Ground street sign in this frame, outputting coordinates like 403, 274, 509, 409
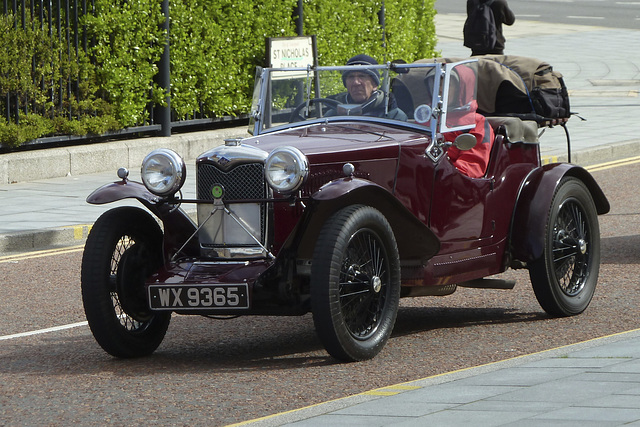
266, 36, 317, 68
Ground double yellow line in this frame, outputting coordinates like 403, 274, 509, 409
0, 244, 85, 263
541, 155, 640, 171
585, 155, 640, 172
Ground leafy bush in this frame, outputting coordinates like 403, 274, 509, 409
169, 0, 437, 119
170, 0, 298, 119
0, 114, 53, 146
302, 0, 438, 66
84, 0, 166, 126
1, 0, 438, 148
0, 13, 59, 107
0, 9, 122, 147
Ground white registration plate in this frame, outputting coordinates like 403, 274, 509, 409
148, 284, 249, 310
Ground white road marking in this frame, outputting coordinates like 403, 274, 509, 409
0, 321, 88, 341
567, 15, 606, 19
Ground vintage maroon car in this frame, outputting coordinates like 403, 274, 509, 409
81, 58, 609, 361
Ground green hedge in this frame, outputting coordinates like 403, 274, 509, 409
170, 0, 299, 119
0, 0, 438, 148
0, 10, 124, 146
303, 0, 437, 66
84, 0, 167, 126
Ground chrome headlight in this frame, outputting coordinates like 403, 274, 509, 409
141, 148, 186, 197
265, 146, 309, 194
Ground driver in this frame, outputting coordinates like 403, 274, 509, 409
330, 54, 407, 121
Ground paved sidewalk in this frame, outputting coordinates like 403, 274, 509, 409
0, 167, 199, 254
237, 329, 640, 426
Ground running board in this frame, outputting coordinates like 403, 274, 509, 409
457, 278, 516, 289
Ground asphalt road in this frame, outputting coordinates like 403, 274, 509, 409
435, 0, 640, 29
1, 159, 639, 425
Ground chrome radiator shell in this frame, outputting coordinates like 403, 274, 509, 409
196, 150, 270, 259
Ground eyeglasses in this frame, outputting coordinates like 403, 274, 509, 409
345, 73, 373, 83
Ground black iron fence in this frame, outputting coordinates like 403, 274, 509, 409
2, 0, 89, 122
0, 0, 177, 147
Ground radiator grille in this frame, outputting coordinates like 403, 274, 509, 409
197, 162, 268, 249
197, 163, 267, 200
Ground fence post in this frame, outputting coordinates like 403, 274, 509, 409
379, 1, 386, 61
295, 0, 303, 36
156, 0, 171, 136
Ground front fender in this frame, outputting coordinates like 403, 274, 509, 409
311, 177, 377, 201
87, 180, 160, 206
510, 163, 610, 263
87, 180, 199, 258
292, 177, 440, 261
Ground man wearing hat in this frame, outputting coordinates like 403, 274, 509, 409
332, 54, 407, 121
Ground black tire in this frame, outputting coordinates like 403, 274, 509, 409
311, 205, 401, 361
529, 177, 601, 317
81, 206, 170, 358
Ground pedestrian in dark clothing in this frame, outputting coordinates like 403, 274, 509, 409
466, 0, 515, 56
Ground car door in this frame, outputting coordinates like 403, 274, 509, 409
429, 156, 493, 249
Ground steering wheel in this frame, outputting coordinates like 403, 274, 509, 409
290, 98, 341, 122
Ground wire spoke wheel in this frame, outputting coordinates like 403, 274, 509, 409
530, 177, 600, 317
311, 205, 400, 362
81, 207, 171, 358
551, 200, 590, 296
339, 230, 389, 340
108, 236, 145, 331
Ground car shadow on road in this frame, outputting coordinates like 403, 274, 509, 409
392, 305, 548, 338
0, 305, 551, 376
600, 234, 640, 264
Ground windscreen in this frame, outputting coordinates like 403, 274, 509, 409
248, 61, 477, 135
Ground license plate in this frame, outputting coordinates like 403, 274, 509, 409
148, 284, 249, 310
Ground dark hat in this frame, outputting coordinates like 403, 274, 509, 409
342, 54, 380, 87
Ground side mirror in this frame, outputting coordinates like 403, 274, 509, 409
453, 133, 477, 151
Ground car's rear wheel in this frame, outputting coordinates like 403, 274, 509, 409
81, 206, 170, 358
311, 205, 400, 361
529, 177, 600, 316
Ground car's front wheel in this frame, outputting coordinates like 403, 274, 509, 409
311, 205, 401, 361
81, 206, 171, 358
529, 177, 600, 317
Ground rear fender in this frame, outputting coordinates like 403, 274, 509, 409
510, 163, 610, 263
291, 177, 440, 261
